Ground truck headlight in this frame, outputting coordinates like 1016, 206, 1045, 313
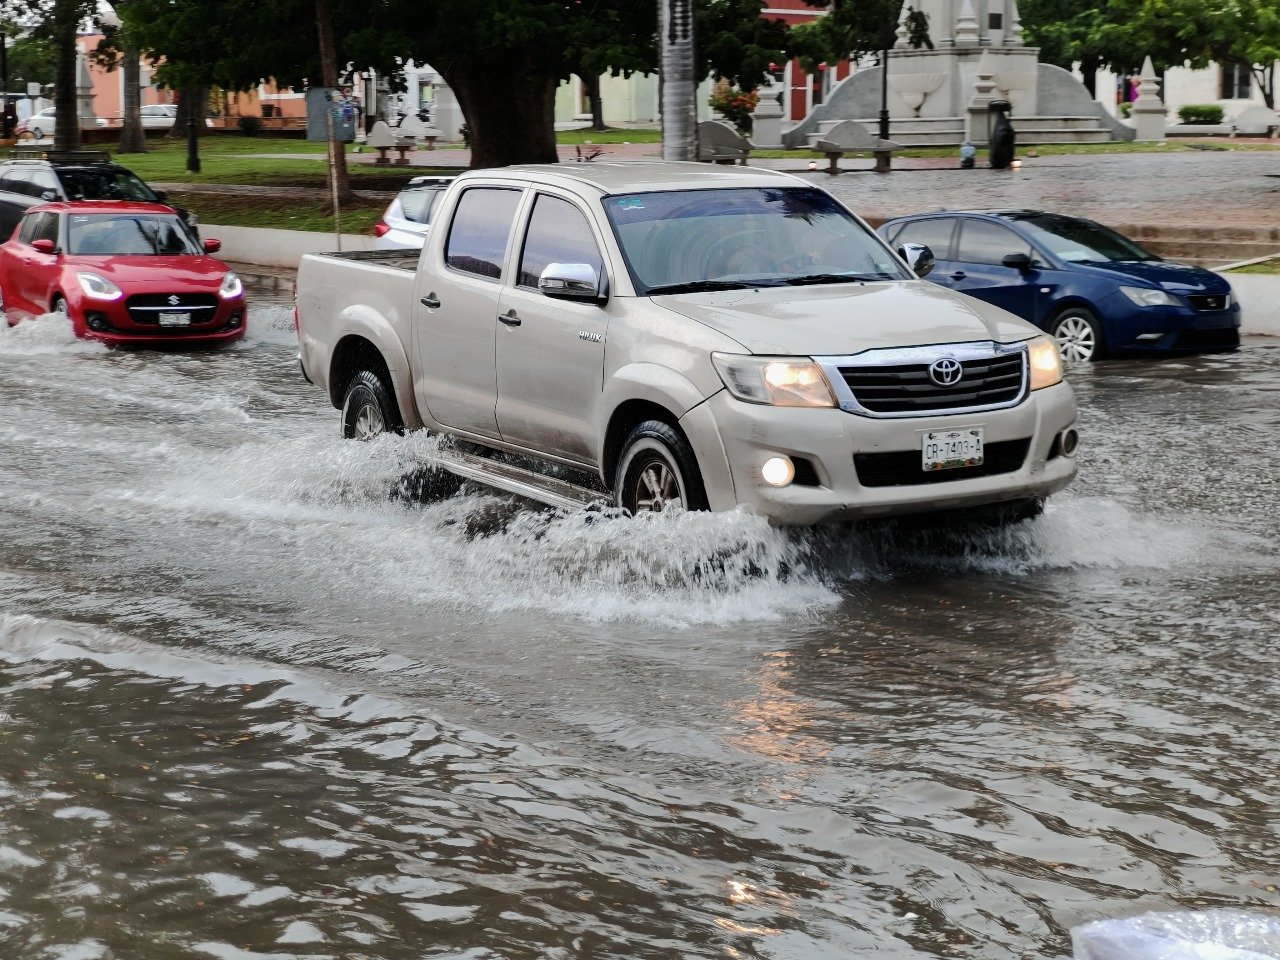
1027, 337, 1063, 390
75, 272, 123, 301
1120, 285, 1178, 307
712, 354, 835, 408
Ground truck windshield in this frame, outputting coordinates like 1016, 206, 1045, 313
67, 213, 200, 256
604, 187, 910, 295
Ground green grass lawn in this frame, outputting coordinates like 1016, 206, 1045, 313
555, 127, 661, 144
167, 190, 385, 234
41, 136, 457, 188
1224, 258, 1280, 275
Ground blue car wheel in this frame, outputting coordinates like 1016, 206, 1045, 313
1051, 307, 1106, 363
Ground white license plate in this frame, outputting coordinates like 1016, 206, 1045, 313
922, 428, 984, 471
158, 312, 191, 327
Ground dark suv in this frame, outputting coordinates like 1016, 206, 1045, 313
0, 150, 195, 241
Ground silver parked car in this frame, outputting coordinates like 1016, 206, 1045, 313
373, 176, 453, 250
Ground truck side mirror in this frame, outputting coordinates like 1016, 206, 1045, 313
897, 243, 935, 278
539, 262, 605, 303
1002, 252, 1033, 271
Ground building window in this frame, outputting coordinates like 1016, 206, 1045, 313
1220, 62, 1253, 99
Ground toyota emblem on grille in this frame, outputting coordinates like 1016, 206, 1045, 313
928, 357, 963, 386
167, 295, 180, 306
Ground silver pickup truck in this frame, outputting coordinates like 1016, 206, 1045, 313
295, 162, 1078, 525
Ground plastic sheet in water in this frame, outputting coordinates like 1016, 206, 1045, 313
1073, 910, 1280, 960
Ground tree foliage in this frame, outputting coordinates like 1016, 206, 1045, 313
789, 0, 899, 71
1021, 0, 1280, 106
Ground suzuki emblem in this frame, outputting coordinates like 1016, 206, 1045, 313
167, 295, 180, 306
928, 357, 963, 386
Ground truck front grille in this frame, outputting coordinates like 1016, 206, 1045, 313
855, 438, 1032, 487
837, 352, 1026, 415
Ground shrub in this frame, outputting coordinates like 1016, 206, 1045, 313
708, 84, 759, 133
237, 115, 262, 136
1178, 104, 1224, 125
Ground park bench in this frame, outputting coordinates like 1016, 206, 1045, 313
812, 120, 903, 174
1231, 105, 1280, 139
697, 120, 754, 165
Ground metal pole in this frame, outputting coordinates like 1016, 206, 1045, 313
878, 48, 890, 141
186, 92, 201, 173
1, 32, 9, 140
325, 93, 342, 251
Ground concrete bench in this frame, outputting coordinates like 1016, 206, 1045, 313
812, 120, 903, 174
697, 120, 755, 165
1231, 105, 1280, 138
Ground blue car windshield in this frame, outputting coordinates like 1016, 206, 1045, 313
1010, 213, 1158, 263
603, 187, 910, 294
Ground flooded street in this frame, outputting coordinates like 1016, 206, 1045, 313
1, 296, 1278, 960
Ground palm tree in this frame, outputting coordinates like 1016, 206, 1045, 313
660, 0, 697, 161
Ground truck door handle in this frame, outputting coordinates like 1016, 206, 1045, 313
498, 310, 521, 327
419, 293, 440, 309
950, 271, 967, 280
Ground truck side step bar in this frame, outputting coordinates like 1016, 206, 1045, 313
428, 446, 608, 512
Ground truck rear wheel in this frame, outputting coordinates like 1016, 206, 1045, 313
614, 420, 708, 515
341, 370, 402, 440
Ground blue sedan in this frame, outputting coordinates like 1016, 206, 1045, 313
878, 210, 1241, 361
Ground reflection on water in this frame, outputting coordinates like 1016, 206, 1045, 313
1, 295, 1278, 957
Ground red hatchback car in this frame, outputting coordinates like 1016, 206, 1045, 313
0, 201, 246, 345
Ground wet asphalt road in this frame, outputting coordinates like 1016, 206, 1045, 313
0, 298, 1277, 960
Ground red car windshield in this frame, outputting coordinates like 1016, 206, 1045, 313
66, 213, 200, 256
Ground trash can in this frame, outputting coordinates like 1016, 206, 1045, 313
988, 99, 1015, 169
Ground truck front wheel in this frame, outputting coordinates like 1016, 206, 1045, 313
614, 420, 708, 515
341, 370, 402, 440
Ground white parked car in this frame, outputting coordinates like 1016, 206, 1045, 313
136, 105, 214, 130
373, 176, 454, 250
17, 107, 107, 139
297, 163, 1078, 525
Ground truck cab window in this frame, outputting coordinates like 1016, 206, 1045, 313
445, 187, 521, 280
518, 195, 604, 289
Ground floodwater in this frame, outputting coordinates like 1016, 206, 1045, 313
0, 296, 1277, 959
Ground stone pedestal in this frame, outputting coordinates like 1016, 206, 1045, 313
1131, 56, 1166, 141
750, 80, 784, 148
431, 82, 463, 142
76, 51, 99, 131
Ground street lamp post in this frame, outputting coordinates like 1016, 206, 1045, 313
0, 32, 9, 140
878, 47, 890, 142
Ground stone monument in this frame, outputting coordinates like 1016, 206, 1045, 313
1130, 56, 1166, 141
784, 0, 1133, 148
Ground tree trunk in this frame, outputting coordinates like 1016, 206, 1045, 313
53, 0, 80, 151
579, 72, 605, 131
660, 0, 697, 161
118, 38, 147, 154
1255, 63, 1275, 110
443, 59, 558, 168
315, 0, 354, 207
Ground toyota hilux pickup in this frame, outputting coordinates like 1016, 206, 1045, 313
295, 162, 1078, 525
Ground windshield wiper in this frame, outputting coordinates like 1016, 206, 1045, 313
646, 278, 784, 295
784, 272, 896, 286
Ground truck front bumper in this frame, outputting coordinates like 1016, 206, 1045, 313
680, 382, 1078, 526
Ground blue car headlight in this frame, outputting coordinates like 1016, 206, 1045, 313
1119, 285, 1179, 308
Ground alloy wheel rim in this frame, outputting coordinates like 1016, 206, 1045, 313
1055, 315, 1096, 362
634, 460, 682, 512
353, 401, 384, 441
